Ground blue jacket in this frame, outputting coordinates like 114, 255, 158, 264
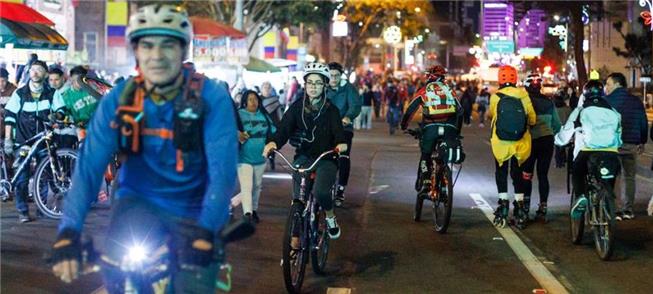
605, 87, 648, 145
238, 108, 276, 165
59, 70, 238, 233
326, 81, 361, 132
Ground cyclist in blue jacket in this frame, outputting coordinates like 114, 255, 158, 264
50, 4, 238, 292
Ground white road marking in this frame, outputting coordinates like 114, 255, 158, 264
368, 184, 390, 194
468, 193, 569, 294
91, 286, 107, 294
263, 173, 293, 180
327, 288, 352, 294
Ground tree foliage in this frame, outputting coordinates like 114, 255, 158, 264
338, 0, 432, 70
612, 20, 653, 75
180, 0, 335, 52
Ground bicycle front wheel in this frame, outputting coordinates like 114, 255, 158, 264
432, 164, 453, 234
33, 148, 78, 219
311, 204, 330, 275
282, 201, 308, 293
593, 185, 616, 260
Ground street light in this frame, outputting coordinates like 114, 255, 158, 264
554, 15, 560, 21
414, 7, 421, 13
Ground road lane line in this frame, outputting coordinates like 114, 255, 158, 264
327, 288, 352, 294
469, 193, 569, 294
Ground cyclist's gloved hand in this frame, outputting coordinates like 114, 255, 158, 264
51, 228, 82, 283
262, 142, 277, 157
336, 143, 348, 154
3, 138, 13, 156
179, 224, 214, 269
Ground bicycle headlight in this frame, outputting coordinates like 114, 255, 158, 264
127, 245, 148, 263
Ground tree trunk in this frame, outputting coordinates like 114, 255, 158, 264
571, 3, 588, 86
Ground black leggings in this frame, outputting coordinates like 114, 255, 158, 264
337, 131, 354, 187
495, 157, 525, 194
293, 157, 338, 211
522, 135, 554, 204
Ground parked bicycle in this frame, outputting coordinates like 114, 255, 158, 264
0, 118, 78, 219
275, 149, 338, 294
406, 128, 463, 234
569, 152, 620, 260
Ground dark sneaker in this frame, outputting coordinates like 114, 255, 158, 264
18, 212, 32, 223
615, 211, 624, 221
244, 212, 253, 223
622, 211, 634, 220
252, 211, 260, 224
325, 216, 341, 239
571, 196, 587, 220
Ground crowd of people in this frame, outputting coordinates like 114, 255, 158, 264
1, 3, 652, 292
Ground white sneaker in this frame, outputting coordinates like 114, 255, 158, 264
325, 216, 341, 239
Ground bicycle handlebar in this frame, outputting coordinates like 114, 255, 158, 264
273, 149, 339, 173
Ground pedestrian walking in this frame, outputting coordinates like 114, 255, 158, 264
354, 84, 373, 130
476, 86, 490, 127
604, 72, 649, 220
237, 90, 276, 223
460, 86, 475, 126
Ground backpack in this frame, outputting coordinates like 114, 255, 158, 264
422, 81, 457, 120
495, 92, 527, 141
113, 67, 205, 172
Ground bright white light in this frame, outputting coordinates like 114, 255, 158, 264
425, 28, 430, 33
485, 3, 507, 8
414, 7, 421, 13
396, 11, 401, 18
128, 245, 147, 263
243, 9, 249, 15
554, 15, 560, 21
358, 21, 363, 27
475, 33, 480, 38
374, 44, 381, 48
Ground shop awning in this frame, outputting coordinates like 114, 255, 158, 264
190, 17, 246, 39
245, 57, 280, 73
0, 1, 54, 26
0, 18, 68, 50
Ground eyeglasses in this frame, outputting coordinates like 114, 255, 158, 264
306, 81, 324, 87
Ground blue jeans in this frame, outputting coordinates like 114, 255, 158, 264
13, 149, 47, 214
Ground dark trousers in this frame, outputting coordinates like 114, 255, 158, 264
292, 156, 338, 211
13, 149, 47, 214
522, 135, 554, 206
495, 157, 525, 194
102, 197, 220, 294
554, 145, 567, 168
338, 131, 354, 187
572, 151, 618, 197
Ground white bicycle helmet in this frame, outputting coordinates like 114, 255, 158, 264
303, 62, 330, 83
126, 4, 192, 45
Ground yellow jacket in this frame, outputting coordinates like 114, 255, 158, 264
488, 86, 537, 166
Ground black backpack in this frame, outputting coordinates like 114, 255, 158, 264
495, 92, 527, 141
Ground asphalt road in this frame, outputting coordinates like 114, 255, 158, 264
2, 117, 653, 294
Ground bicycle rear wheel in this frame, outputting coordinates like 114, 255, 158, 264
33, 148, 77, 219
569, 189, 585, 245
432, 164, 453, 233
593, 185, 616, 260
311, 204, 330, 274
282, 201, 308, 293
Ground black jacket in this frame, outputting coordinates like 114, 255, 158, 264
605, 87, 648, 145
4, 84, 54, 144
271, 97, 345, 159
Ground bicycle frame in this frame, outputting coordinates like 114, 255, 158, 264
274, 150, 337, 249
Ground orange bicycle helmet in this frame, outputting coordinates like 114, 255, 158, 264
498, 65, 518, 85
